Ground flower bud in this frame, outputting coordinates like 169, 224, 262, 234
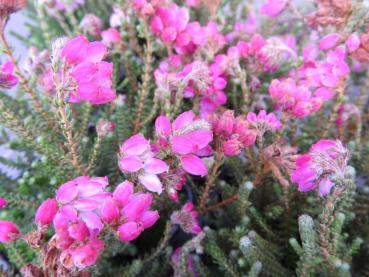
113, 181, 134, 207
117, 222, 143, 242
35, 198, 58, 226
67, 220, 89, 242
121, 193, 152, 221
0, 220, 20, 242
101, 198, 119, 223
139, 210, 159, 229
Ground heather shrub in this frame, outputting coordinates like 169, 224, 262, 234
0, 0, 368, 276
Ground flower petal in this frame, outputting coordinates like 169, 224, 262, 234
138, 173, 163, 194
144, 158, 169, 174
180, 154, 208, 177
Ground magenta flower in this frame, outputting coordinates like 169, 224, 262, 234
155, 111, 213, 177
79, 14, 103, 38
61, 35, 116, 104
64, 239, 104, 270
346, 33, 361, 53
319, 33, 341, 50
35, 198, 58, 226
0, 61, 18, 89
101, 28, 121, 46
119, 134, 169, 194
151, 4, 190, 44
0, 220, 20, 242
209, 110, 257, 157
261, 0, 287, 17
291, 140, 349, 196
0, 197, 7, 209
170, 202, 201, 234
269, 78, 326, 118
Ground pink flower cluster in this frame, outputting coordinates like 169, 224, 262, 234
154, 55, 227, 116
32, 176, 159, 269
150, 3, 225, 55
269, 45, 349, 118
210, 110, 259, 156
119, 134, 169, 194
170, 202, 201, 234
132, 0, 163, 16
61, 35, 116, 104
291, 140, 349, 196
0, 61, 18, 89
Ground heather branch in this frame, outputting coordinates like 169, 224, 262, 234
54, 85, 85, 175
318, 186, 344, 262
132, 19, 153, 133
199, 142, 224, 212
0, 31, 55, 133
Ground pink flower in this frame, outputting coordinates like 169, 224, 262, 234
0, 197, 7, 209
261, 0, 287, 17
346, 34, 360, 53
133, 0, 163, 16
291, 140, 349, 196
117, 222, 143, 242
0, 221, 20, 242
119, 134, 168, 194
61, 35, 116, 104
155, 111, 213, 177
170, 202, 201, 234
269, 78, 326, 118
209, 110, 257, 156
150, 4, 190, 46
35, 198, 58, 226
101, 28, 121, 46
79, 14, 103, 38
246, 110, 282, 138
0, 61, 18, 89
69, 239, 104, 269
319, 33, 341, 50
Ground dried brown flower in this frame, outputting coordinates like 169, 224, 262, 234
352, 33, 369, 63
260, 140, 299, 187
0, 0, 27, 17
307, 0, 352, 29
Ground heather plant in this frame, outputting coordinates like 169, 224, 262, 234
0, 0, 368, 276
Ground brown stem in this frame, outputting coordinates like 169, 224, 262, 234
201, 194, 239, 213
53, 80, 85, 175
199, 144, 224, 212
132, 19, 153, 133
57, 100, 85, 175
